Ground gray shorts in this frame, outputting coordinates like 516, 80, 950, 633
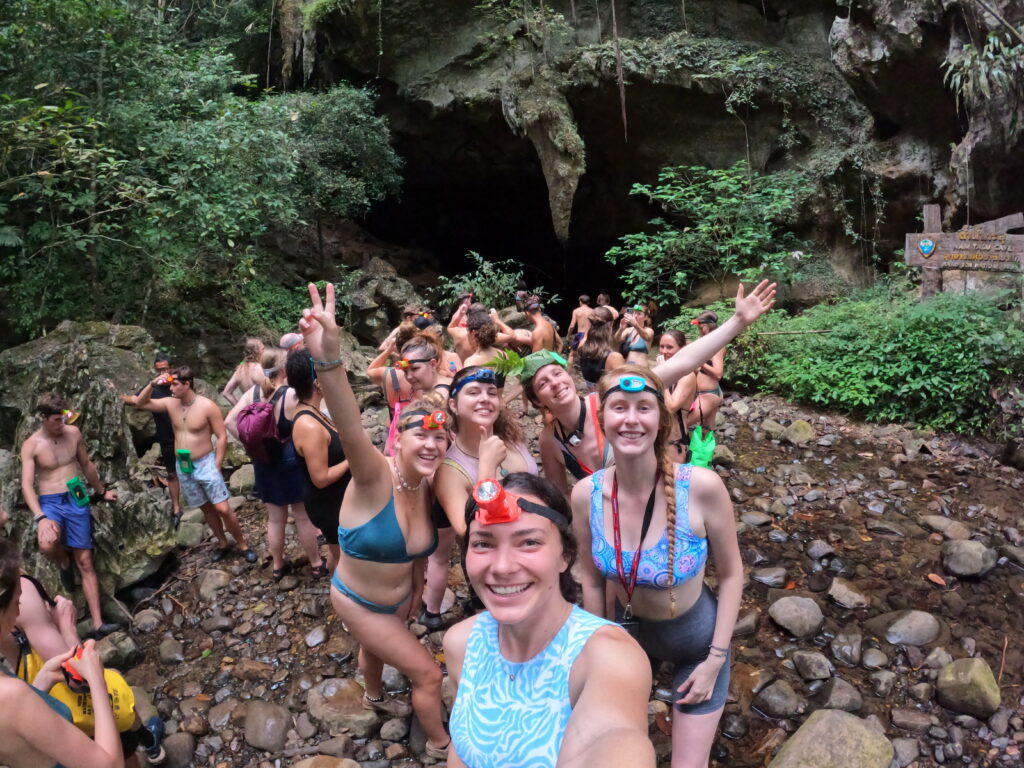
178, 452, 229, 508
622, 584, 731, 715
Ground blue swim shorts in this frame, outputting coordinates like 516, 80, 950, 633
39, 492, 93, 550
178, 452, 230, 508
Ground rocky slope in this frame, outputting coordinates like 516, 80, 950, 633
272, 0, 1024, 286
110, 388, 1023, 768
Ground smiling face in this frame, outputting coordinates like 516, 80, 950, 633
601, 389, 663, 456
395, 424, 447, 476
403, 358, 438, 392
528, 364, 577, 409
466, 499, 568, 626
659, 333, 682, 360
451, 379, 500, 430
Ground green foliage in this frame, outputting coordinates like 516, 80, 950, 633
943, 30, 1024, 115
429, 251, 559, 311
729, 284, 1024, 432
606, 162, 811, 311
0, 0, 400, 341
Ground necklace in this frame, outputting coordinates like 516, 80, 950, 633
554, 397, 586, 448
392, 459, 424, 493
299, 402, 333, 426
497, 602, 572, 681
180, 393, 197, 425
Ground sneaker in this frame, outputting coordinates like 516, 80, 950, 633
59, 563, 75, 592
211, 546, 230, 563
143, 716, 166, 764
418, 608, 446, 632
362, 693, 412, 718
242, 549, 258, 564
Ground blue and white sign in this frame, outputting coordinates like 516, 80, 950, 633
919, 238, 936, 257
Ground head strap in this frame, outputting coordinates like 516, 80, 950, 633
471, 479, 568, 527
600, 375, 664, 402
398, 409, 449, 432
450, 368, 498, 399
394, 357, 433, 370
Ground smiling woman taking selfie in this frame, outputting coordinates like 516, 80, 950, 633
443, 473, 654, 768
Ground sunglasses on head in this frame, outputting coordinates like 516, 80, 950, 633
600, 375, 664, 402
471, 479, 567, 527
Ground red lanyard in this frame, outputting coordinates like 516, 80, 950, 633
611, 469, 659, 618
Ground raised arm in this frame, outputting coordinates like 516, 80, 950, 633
652, 280, 775, 387
366, 343, 397, 387
299, 283, 389, 485
134, 378, 170, 411
558, 629, 655, 768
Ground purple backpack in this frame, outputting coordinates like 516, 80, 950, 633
236, 386, 286, 463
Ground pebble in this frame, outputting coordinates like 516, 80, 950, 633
792, 650, 833, 680
305, 626, 327, 648
831, 630, 863, 667
941, 539, 998, 577
159, 637, 184, 664
861, 648, 888, 670
752, 680, 806, 718
891, 708, 933, 732
806, 539, 834, 559
768, 597, 823, 637
828, 578, 870, 609
741, 511, 772, 527
751, 567, 787, 587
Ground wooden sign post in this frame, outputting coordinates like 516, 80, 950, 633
905, 204, 1024, 298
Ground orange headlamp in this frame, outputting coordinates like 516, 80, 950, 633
394, 357, 432, 370
398, 409, 449, 432
471, 479, 568, 527
61, 409, 79, 425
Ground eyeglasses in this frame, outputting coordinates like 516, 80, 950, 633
600, 375, 664, 402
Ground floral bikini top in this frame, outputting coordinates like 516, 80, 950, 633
588, 464, 708, 588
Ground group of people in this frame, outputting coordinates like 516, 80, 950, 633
6, 279, 777, 767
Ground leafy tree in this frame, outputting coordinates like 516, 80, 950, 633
430, 251, 559, 312
605, 162, 811, 312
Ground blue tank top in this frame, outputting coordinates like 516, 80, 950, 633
589, 464, 708, 587
338, 495, 437, 563
449, 605, 614, 768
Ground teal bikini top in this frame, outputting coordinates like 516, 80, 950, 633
338, 495, 438, 563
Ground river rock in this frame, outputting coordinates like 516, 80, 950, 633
921, 515, 971, 540
753, 680, 806, 718
133, 607, 162, 633
733, 611, 758, 637
752, 567, 787, 587
806, 539, 834, 559
867, 610, 941, 646
741, 511, 772, 527
292, 759, 360, 768
201, 615, 233, 633
816, 677, 863, 712
941, 540, 997, 577
198, 569, 231, 601
767, 709, 893, 768
95, 631, 140, 668
870, 670, 897, 697
163, 732, 196, 768
306, 625, 328, 648
831, 630, 862, 666
828, 578, 870, 609
891, 737, 920, 767
228, 464, 256, 496
159, 637, 184, 664
780, 420, 815, 446
176, 521, 206, 548
208, 699, 238, 730
862, 648, 888, 669
380, 717, 409, 741
891, 708, 932, 732
307, 678, 382, 737
936, 658, 1001, 718
0, 321, 178, 591
769, 596, 823, 637
761, 419, 786, 439
245, 701, 291, 751
792, 650, 833, 680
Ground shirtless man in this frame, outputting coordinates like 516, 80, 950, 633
222, 338, 264, 405
136, 367, 256, 563
446, 294, 478, 361
493, 296, 558, 352
596, 291, 619, 321
567, 294, 594, 364
20, 393, 120, 637
122, 353, 182, 524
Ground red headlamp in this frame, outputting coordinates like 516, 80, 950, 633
394, 357, 432, 370
689, 319, 699, 325
398, 409, 449, 432
471, 479, 569, 527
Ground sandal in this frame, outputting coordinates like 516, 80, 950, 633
362, 693, 412, 718
424, 738, 452, 760
310, 562, 330, 579
272, 559, 293, 581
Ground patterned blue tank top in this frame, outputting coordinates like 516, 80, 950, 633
449, 605, 615, 768
589, 463, 708, 588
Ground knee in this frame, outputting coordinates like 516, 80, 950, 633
413, 663, 443, 691
75, 553, 96, 574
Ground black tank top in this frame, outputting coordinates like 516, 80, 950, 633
580, 352, 610, 385
293, 409, 350, 513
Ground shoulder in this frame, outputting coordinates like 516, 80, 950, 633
442, 614, 480, 655
21, 432, 42, 455
571, 475, 595, 503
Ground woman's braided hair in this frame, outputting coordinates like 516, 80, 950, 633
597, 363, 679, 616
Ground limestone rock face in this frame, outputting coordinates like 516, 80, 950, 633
0, 321, 177, 593
768, 709, 893, 768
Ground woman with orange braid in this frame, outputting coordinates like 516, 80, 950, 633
570, 364, 742, 768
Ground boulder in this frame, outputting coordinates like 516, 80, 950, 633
307, 678, 382, 738
344, 257, 424, 345
936, 658, 1001, 719
133, 608, 162, 633
768, 596, 823, 637
245, 701, 291, 752
228, 464, 256, 496
0, 321, 177, 593
941, 540, 997, 577
768, 709, 893, 768
780, 420, 815, 446
95, 631, 141, 669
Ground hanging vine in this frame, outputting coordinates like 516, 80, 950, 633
610, 0, 627, 141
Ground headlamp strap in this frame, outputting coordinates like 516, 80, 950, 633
398, 409, 448, 432
555, 396, 586, 448
450, 369, 498, 399
611, 469, 660, 616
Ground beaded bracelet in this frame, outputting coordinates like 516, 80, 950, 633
311, 357, 344, 372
